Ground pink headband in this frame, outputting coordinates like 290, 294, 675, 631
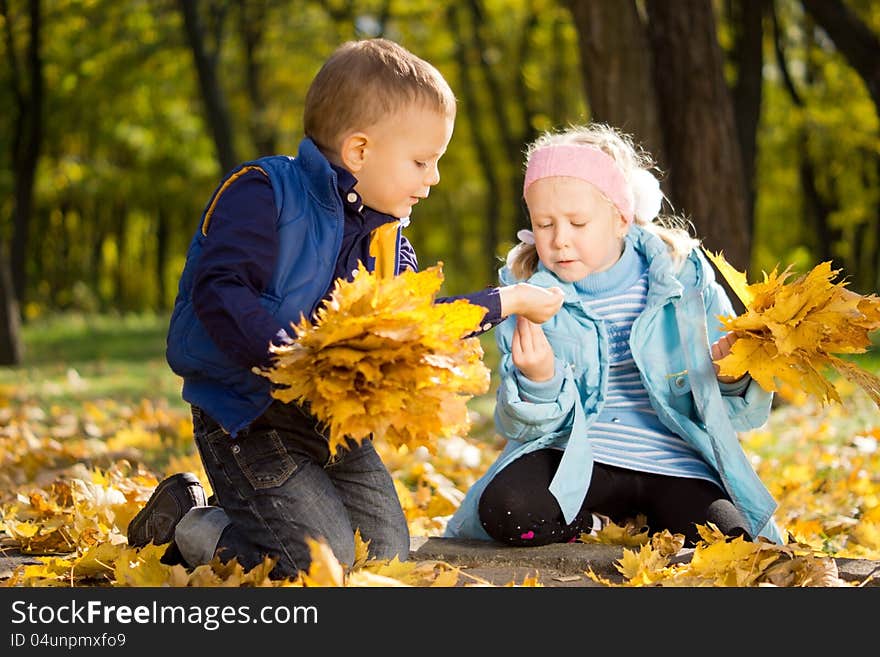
523, 144, 634, 224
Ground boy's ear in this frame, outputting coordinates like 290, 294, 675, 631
339, 132, 369, 172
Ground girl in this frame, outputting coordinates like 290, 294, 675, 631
445, 123, 784, 547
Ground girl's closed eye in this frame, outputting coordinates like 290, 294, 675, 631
414, 160, 427, 168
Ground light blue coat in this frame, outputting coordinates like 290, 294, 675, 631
445, 226, 784, 544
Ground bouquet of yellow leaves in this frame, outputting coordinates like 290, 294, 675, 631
705, 250, 880, 407
257, 263, 491, 456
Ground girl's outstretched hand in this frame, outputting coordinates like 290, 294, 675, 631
499, 283, 564, 324
511, 315, 556, 382
710, 332, 743, 384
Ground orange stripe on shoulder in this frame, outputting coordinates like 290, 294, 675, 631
369, 222, 400, 280
201, 165, 269, 236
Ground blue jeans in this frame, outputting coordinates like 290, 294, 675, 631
183, 401, 409, 578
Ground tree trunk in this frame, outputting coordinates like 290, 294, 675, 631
644, 0, 752, 274
3, 0, 43, 314
801, 0, 880, 112
448, 3, 502, 284
237, 0, 276, 156
728, 0, 768, 246
800, 0, 880, 291
799, 144, 842, 270
773, 6, 847, 277
512, 3, 540, 197
0, 247, 23, 365
563, 0, 664, 166
178, 0, 238, 173
856, 158, 880, 292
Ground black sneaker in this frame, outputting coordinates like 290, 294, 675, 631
127, 473, 207, 548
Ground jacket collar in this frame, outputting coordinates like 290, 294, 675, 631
296, 137, 341, 210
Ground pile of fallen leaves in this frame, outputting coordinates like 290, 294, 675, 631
258, 263, 491, 456
1, 378, 878, 587
583, 523, 847, 587
706, 251, 880, 406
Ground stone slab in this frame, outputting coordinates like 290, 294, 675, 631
410, 537, 880, 587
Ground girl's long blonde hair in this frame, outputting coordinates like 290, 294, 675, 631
507, 123, 699, 280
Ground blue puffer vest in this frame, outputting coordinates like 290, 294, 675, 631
166, 138, 394, 437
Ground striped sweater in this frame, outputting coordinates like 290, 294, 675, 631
524, 242, 729, 486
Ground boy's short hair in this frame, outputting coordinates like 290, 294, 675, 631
304, 38, 456, 153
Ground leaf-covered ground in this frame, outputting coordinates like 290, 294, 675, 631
1, 374, 878, 587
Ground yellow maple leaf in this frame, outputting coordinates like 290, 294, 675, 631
650, 529, 686, 557
705, 249, 754, 307
430, 567, 462, 588
688, 535, 764, 585
704, 250, 880, 407
578, 513, 650, 547
113, 544, 178, 587
351, 527, 371, 570
258, 263, 491, 455
296, 538, 346, 587
761, 553, 843, 587
346, 570, 411, 586
72, 541, 125, 581
614, 543, 673, 585
515, 572, 543, 587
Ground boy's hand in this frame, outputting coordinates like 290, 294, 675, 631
500, 283, 564, 324
711, 332, 742, 384
512, 315, 556, 382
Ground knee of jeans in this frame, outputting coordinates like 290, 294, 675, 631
329, 537, 356, 567
280, 534, 356, 571
175, 507, 231, 567
263, 552, 307, 581
366, 526, 410, 562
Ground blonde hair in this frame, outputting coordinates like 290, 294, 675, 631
507, 123, 700, 280
304, 38, 456, 153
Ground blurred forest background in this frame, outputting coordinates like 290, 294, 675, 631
1, 0, 879, 365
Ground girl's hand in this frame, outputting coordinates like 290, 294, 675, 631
500, 283, 564, 324
711, 332, 742, 384
511, 315, 556, 382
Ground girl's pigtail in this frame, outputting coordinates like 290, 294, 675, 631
505, 236, 540, 281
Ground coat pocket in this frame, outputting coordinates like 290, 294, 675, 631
666, 371, 697, 420
668, 371, 692, 396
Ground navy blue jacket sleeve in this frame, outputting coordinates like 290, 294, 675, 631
400, 235, 503, 335
442, 287, 503, 335
191, 171, 288, 369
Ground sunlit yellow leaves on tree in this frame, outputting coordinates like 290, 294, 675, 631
258, 263, 491, 456
705, 251, 880, 407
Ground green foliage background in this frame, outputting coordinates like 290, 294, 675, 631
1, 0, 878, 320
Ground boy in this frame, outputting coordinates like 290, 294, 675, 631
128, 38, 563, 579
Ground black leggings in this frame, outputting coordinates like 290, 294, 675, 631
477, 449, 751, 547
